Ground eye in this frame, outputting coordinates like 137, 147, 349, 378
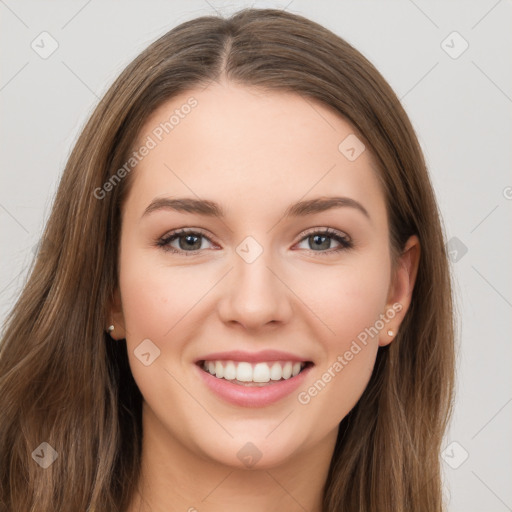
156, 227, 353, 256
294, 227, 353, 255
156, 228, 216, 255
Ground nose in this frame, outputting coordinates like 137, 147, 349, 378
217, 247, 293, 332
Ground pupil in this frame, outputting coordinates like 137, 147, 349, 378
181, 234, 201, 250
311, 234, 329, 250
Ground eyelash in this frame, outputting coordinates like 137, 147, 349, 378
156, 227, 353, 256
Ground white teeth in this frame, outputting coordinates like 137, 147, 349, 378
236, 362, 253, 382
253, 362, 270, 383
201, 360, 307, 383
270, 362, 282, 381
215, 361, 224, 378
282, 362, 292, 379
224, 361, 237, 380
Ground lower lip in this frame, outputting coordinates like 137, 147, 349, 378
194, 363, 313, 408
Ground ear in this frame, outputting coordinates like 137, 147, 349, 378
106, 287, 127, 340
379, 235, 420, 347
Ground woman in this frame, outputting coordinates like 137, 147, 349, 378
0, 8, 455, 512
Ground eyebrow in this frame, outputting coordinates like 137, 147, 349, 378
142, 196, 370, 221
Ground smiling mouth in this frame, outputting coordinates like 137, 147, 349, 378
197, 360, 314, 387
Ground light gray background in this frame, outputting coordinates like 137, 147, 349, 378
1, 1, 511, 510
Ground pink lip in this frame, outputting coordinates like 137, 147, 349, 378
195, 349, 310, 364
194, 362, 314, 408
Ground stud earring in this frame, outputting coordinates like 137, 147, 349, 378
387, 329, 394, 337
107, 324, 115, 333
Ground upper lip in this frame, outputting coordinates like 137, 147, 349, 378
195, 350, 312, 364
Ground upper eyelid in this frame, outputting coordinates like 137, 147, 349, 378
161, 227, 217, 244
300, 226, 350, 241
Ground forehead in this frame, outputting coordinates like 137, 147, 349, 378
124, 82, 386, 225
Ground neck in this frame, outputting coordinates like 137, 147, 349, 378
126, 404, 337, 512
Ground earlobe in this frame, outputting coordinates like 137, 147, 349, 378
379, 235, 421, 347
106, 287, 127, 340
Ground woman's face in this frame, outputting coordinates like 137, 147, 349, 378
112, 81, 417, 469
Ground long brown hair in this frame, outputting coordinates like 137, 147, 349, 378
0, 8, 455, 511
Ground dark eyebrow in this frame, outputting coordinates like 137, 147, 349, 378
284, 196, 370, 220
142, 197, 224, 218
142, 196, 370, 221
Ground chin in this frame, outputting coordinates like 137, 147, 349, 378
191, 428, 307, 471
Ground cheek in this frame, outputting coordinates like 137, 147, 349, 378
118, 250, 205, 341
117, 251, 202, 407
291, 257, 390, 346
291, 259, 389, 428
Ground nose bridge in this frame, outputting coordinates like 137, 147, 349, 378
218, 234, 292, 329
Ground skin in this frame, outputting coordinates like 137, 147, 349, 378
109, 80, 420, 512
